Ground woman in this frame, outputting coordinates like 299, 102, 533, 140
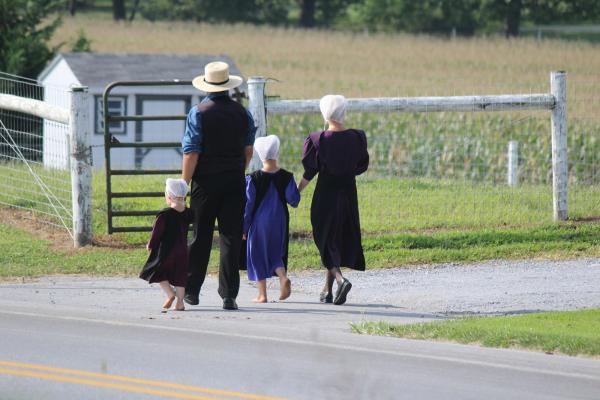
298, 95, 369, 305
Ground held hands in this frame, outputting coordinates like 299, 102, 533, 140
297, 177, 310, 193
242, 233, 247, 240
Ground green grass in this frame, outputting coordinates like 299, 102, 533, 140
351, 309, 600, 357
1, 166, 599, 277
0, 223, 147, 277
2, 219, 600, 277
97, 173, 600, 245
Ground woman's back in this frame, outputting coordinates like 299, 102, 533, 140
302, 129, 369, 179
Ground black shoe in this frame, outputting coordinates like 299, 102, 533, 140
319, 291, 333, 304
184, 293, 199, 306
333, 279, 352, 305
223, 298, 238, 310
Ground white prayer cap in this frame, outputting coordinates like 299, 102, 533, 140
254, 135, 280, 161
319, 94, 346, 123
165, 178, 188, 198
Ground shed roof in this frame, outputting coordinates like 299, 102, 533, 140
39, 52, 246, 92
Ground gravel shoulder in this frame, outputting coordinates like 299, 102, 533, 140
1, 258, 599, 336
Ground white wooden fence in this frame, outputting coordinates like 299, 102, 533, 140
247, 71, 568, 221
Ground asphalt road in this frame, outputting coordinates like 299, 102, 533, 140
1, 263, 600, 399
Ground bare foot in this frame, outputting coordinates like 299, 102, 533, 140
252, 296, 267, 303
162, 296, 176, 310
279, 278, 291, 301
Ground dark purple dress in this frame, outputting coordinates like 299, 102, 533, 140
302, 129, 369, 270
140, 207, 193, 287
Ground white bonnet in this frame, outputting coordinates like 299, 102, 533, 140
319, 94, 346, 123
254, 135, 280, 161
165, 178, 188, 198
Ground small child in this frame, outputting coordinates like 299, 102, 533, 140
140, 178, 193, 312
243, 135, 300, 303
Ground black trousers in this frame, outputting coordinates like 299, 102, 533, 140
187, 171, 245, 299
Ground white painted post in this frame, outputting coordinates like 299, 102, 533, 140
247, 77, 267, 172
69, 86, 92, 247
507, 140, 518, 187
551, 71, 568, 221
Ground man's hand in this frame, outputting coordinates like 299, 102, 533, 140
244, 146, 253, 169
182, 152, 199, 183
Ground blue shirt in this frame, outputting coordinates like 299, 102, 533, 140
182, 92, 257, 154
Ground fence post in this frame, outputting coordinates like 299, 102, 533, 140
247, 77, 267, 172
69, 86, 92, 247
507, 140, 518, 187
550, 71, 568, 221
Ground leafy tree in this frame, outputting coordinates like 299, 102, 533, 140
299, 0, 315, 27
481, 0, 600, 37
346, 0, 480, 35
0, 0, 62, 78
112, 0, 126, 20
140, 0, 292, 25
298, 0, 359, 28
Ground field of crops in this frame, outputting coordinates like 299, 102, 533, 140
51, 17, 600, 186
4, 15, 599, 243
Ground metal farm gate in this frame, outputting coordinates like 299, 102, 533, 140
104, 80, 191, 233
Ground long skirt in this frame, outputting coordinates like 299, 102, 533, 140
310, 172, 365, 270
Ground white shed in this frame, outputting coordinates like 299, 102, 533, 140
38, 52, 246, 170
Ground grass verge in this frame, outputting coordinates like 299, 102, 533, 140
351, 309, 600, 357
2, 218, 600, 277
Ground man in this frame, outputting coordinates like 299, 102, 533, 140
181, 61, 256, 310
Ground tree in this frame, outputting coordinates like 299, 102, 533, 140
129, 0, 142, 21
347, 0, 480, 35
480, 0, 600, 37
299, 0, 315, 27
68, 0, 77, 15
112, 0, 126, 21
0, 0, 62, 78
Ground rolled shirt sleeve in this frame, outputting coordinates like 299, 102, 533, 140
245, 110, 257, 146
182, 106, 202, 154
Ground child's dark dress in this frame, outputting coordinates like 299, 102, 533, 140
140, 207, 193, 287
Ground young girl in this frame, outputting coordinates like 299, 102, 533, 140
140, 178, 193, 312
243, 135, 300, 303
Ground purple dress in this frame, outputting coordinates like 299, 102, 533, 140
243, 170, 300, 281
302, 129, 369, 270
141, 208, 193, 287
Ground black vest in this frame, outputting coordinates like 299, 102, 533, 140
194, 96, 249, 176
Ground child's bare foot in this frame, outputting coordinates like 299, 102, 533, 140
279, 278, 291, 301
252, 296, 267, 303
162, 296, 176, 310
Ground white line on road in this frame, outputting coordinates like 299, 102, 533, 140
2, 309, 599, 383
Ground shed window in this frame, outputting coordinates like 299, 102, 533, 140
95, 96, 127, 135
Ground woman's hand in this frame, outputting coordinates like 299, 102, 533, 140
297, 177, 310, 193
242, 233, 247, 240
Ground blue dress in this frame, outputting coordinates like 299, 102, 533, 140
243, 170, 300, 281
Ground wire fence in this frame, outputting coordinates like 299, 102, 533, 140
0, 72, 73, 233
262, 79, 600, 233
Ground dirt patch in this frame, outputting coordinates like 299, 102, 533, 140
0, 207, 134, 251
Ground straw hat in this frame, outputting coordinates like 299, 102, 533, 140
192, 61, 243, 92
